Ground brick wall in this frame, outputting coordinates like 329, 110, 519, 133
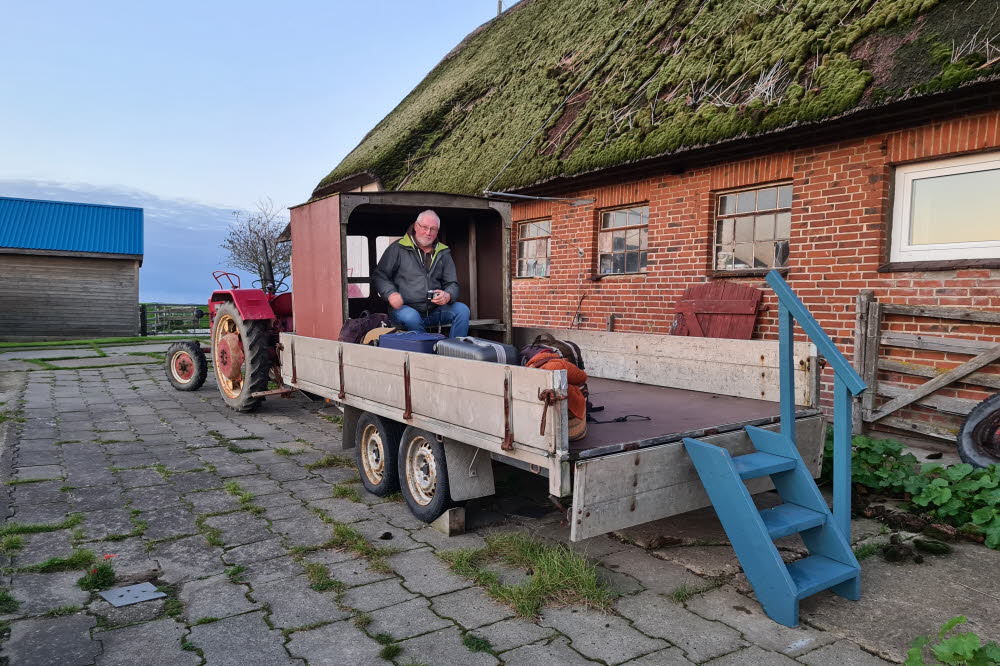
511, 109, 1000, 441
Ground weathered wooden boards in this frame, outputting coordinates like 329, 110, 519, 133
853, 296, 1000, 441
570, 415, 825, 541
279, 333, 569, 495
514, 327, 816, 405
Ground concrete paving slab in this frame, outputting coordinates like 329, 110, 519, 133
540, 605, 670, 665
268, 515, 334, 548
240, 555, 302, 586
95, 617, 198, 666
322, 557, 393, 588
203, 511, 273, 546
340, 578, 418, 612
169, 470, 224, 493
0, 349, 100, 361
501, 635, 600, 665
800, 542, 1000, 662
183, 488, 241, 514
798, 639, 896, 665
116, 468, 167, 488
14, 464, 64, 480
703, 645, 800, 665
686, 585, 836, 657
88, 597, 166, 629
352, 517, 424, 551
396, 626, 500, 665
14, 530, 76, 567
86, 537, 159, 579
7, 571, 91, 617
222, 538, 289, 566
616, 590, 748, 663
367, 597, 453, 640
179, 574, 258, 621
51, 356, 158, 368
308, 496, 372, 523
250, 574, 350, 629
80, 507, 135, 540
188, 611, 303, 665
601, 548, 705, 596
285, 619, 385, 666
143, 505, 199, 541
150, 535, 226, 584
124, 484, 184, 510
431, 586, 516, 629
469, 617, 556, 653
5, 613, 100, 665
388, 548, 472, 597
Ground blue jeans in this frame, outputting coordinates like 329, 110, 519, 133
390, 302, 470, 338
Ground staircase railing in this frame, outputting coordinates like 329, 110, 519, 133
766, 270, 866, 540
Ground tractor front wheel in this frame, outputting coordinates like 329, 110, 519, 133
165, 341, 207, 391
212, 301, 271, 412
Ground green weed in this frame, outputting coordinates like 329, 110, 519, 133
0, 588, 19, 614
379, 644, 402, 659
353, 612, 372, 629
305, 454, 354, 471
274, 448, 304, 456
16, 548, 95, 574
906, 615, 1000, 665
332, 484, 362, 503
462, 633, 494, 653
0, 535, 24, 555
5, 478, 58, 486
193, 616, 219, 625
225, 565, 247, 583
853, 542, 882, 561
303, 561, 345, 594
373, 632, 394, 645
45, 605, 82, 617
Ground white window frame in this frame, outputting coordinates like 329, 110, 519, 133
890, 152, 1000, 263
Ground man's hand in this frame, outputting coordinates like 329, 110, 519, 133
431, 290, 451, 305
388, 292, 404, 309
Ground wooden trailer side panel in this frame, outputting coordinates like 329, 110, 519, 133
570, 415, 825, 541
289, 196, 344, 341
280, 333, 570, 494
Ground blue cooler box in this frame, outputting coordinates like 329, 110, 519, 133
377, 331, 445, 354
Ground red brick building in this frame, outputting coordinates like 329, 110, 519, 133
313, 0, 1000, 444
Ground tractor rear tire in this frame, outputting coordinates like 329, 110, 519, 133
957, 393, 1000, 468
212, 301, 271, 412
165, 341, 207, 391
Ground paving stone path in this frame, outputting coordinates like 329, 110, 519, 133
0, 362, 900, 665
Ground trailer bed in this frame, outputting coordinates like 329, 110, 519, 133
574, 377, 818, 459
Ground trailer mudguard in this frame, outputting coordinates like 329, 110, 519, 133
443, 438, 495, 501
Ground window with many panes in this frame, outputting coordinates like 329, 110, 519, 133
714, 183, 792, 271
890, 152, 1000, 263
598, 206, 648, 275
516, 220, 551, 277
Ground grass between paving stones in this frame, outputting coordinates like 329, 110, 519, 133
11, 548, 94, 574
5, 477, 61, 486
332, 484, 362, 503
281, 621, 332, 637
192, 616, 219, 625
195, 515, 224, 547
305, 454, 354, 471
379, 643, 402, 660
302, 561, 346, 594
45, 605, 83, 617
103, 509, 148, 542
318, 412, 343, 426
328, 525, 398, 574
353, 612, 373, 629
667, 579, 724, 603
462, 633, 495, 654
207, 430, 264, 454
274, 448, 304, 456
0, 513, 84, 538
225, 564, 247, 583
0, 535, 24, 555
54, 440, 81, 446
853, 541, 883, 561
438, 532, 617, 618
0, 410, 26, 424
0, 588, 19, 614
158, 584, 183, 617
78, 562, 116, 591
223, 481, 265, 516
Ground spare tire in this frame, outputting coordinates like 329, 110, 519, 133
165, 341, 207, 391
957, 393, 1000, 468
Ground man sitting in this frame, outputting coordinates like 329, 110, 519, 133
373, 210, 470, 338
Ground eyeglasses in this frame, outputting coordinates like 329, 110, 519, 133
415, 222, 439, 234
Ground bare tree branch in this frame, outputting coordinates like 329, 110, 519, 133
221, 198, 291, 291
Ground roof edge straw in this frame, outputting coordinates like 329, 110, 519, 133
483, 191, 595, 206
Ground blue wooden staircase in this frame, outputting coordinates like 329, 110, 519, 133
683, 271, 867, 627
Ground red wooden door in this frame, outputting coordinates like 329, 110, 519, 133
670, 282, 762, 339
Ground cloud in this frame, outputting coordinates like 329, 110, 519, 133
0, 179, 273, 303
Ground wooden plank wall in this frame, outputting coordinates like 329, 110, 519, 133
514, 327, 816, 405
0, 253, 139, 340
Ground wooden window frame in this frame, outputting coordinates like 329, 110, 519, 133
597, 205, 649, 276
711, 182, 793, 275
515, 219, 551, 278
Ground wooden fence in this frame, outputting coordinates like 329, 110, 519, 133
140, 304, 209, 336
853, 290, 1000, 441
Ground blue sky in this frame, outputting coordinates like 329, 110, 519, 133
0, 1, 509, 302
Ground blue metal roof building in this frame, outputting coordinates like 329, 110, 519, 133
0, 196, 143, 257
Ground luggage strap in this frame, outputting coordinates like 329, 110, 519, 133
537, 388, 568, 436
586, 414, 651, 424
459, 336, 510, 364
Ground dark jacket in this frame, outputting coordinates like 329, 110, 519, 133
373, 232, 460, 314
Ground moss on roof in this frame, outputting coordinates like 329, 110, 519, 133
318, 0, 1000, 197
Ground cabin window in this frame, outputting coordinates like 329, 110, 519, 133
598, 206, 648, 275
516, 219, 551, 277
714, 183, 792, 271
375, 236, 401, 262
346, 235, 370, 298
890, 152, 1000, 263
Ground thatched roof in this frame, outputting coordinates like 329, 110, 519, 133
317, 0, 1000, 198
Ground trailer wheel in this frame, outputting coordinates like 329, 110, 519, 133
165, 341, 207, 391
355, 413, 403, 496
398, 426, 454, 523
211, 301, 271, 412
958, 393, 1000, 468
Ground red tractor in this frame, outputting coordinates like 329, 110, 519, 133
165, 270, 293, 412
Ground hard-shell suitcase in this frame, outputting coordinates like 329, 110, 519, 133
434, 336, 519, 364
377, 331, 445, 354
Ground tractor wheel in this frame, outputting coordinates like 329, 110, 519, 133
355, 412, 404, 496
211, 301, 271, 412
397, 426, 455, 523
957, 393, 1000, 468
165, 341, 207, 391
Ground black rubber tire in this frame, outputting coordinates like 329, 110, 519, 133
354, 412, 404, 496
957, 393, 1000, 468
165, 341, 207, 391
211, 301, 271, 412
397, 426, 455, 523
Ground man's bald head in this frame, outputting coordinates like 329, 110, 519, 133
412, 210, 441, 250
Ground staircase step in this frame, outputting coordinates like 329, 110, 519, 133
786, 555, 859, 600
732, 452, 796, 480
759, 503, 827, 540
